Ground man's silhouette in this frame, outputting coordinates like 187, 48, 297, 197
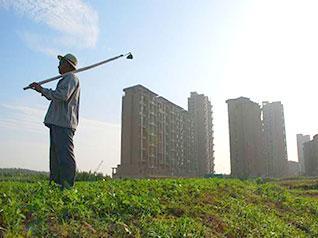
30, 53, 80, 189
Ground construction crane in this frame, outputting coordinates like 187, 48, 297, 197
94, 160, 104, 174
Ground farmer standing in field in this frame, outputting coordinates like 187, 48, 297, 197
29, 54, 80, 189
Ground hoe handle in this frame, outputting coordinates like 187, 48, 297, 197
23, 53, 129, 90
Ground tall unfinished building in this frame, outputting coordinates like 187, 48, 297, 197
226, 97, 265, 178
112, 85, 213, 178
262, 101, 288, 178
297, 134, 311, 175
188, 92, 214, 176
303, 135, 318, 176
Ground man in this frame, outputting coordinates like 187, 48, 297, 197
30, 53, 80, 189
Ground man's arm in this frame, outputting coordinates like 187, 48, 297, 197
29, 82, 52, 100
31, 75, 77, 102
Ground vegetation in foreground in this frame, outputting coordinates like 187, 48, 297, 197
1, 177, 318, 237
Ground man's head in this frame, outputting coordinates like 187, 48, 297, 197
57, 54, 78, 74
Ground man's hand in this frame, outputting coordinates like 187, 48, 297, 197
29, 82, 43, 93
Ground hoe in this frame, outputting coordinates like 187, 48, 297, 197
23, 52, 133, 90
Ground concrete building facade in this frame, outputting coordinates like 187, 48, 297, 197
188, 92, 214, 176
287, 161, 300, 177
113, 85, 213, 178
226, 97, 266, 178
262, 101, 288, 178
303, 135, 318, 177
297, 134, 311, 175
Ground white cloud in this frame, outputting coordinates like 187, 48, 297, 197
19, 31, 61, 57
0, 0, 99, 55
0, 104, 120, 176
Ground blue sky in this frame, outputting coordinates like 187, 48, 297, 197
1, 0, 318, 175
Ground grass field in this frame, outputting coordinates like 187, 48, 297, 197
1, 177, 318, 237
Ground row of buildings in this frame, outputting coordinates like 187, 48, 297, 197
112, 84, 317, 178
227, 97, 318, 178
226, 98, 289, 178
226, 97, 318, 178
112, 85, 214, 178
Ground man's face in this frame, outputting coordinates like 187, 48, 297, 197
58, 59, 73, 74
58, 59, 67, 74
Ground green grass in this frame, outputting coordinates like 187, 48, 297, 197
1, 178, 318, 237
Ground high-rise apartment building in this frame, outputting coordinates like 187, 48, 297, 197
262, 101, 288, 177
303, 135, 318, 176
112, 85, 213, 178
226, 97, 265, 178
188, 92, 214, 176
297, 134, 311, 175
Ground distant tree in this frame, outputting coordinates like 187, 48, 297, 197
75, 170, 111, 181
0, 168, 111, 182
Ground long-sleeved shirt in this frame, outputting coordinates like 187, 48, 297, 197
41, 73, 80, 130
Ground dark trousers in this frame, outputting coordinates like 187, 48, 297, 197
49, 125, 76, 188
